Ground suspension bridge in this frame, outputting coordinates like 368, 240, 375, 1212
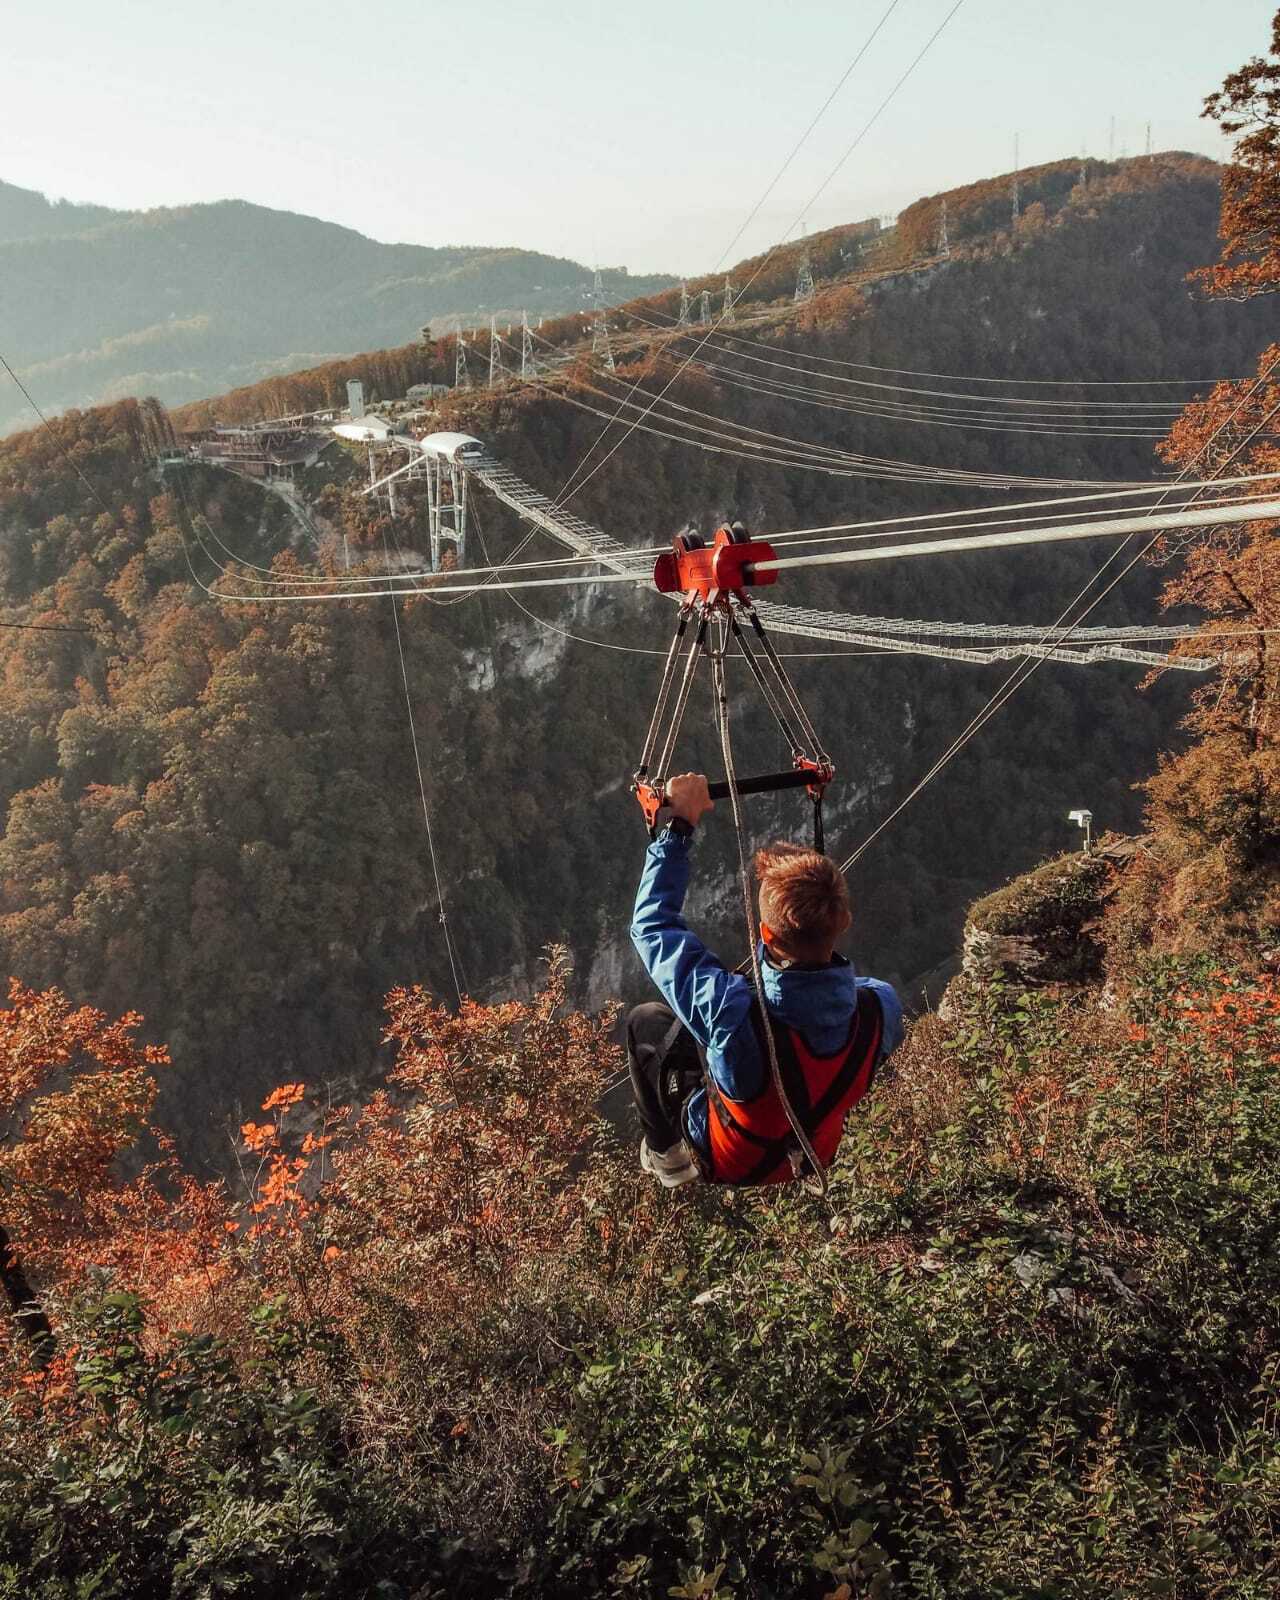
336, 424, 1243, 675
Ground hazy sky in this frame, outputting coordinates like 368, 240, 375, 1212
2, 0, 1267, 275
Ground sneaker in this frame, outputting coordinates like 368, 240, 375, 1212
639, 1137, 699, 1188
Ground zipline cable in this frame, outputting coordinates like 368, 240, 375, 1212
767, 471, 1280, 543
553, 0, 967, 510
838, 357, 1280, 872
206, 491, 1280, 604
754, 495, 1280, 573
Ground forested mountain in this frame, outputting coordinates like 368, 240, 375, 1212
0, 179, 118, 244
0, 177, 675, 437
3, 0, 1279, 1575
0, 153, 1272, 1163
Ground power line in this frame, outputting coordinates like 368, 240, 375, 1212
549, 0, 906, 508
682, 331, 1194, 408
655, 352, 1177, 439
669, 351, 1187, 421
546, 371, 1130, 490
552, 0, 966, 510
666, 314, 1235, 388
0, 351, 122, 524
0, 617, 99, 635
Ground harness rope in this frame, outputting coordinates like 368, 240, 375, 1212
710, 615, 828, 1197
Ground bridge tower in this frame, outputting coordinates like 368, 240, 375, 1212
424, 450, 468, 571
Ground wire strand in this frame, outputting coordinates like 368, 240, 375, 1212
552, 0, 966, 510
839, 356, 1280, 871
378, 526, 464, 1005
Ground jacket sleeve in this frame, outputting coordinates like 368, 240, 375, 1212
630, 829, 752, 1054
859, 977, 905, 1062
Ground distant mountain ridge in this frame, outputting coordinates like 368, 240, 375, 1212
0, 178, 675, 434
0, 178, 120, 244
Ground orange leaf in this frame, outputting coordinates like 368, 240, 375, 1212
262, 1083, 306, 1112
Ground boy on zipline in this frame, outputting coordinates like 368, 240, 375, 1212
628, 772, 903, 1187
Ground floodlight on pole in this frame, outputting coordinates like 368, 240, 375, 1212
1067, 808, 1093, 851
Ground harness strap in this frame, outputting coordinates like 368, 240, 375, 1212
704, 990, 884, 1185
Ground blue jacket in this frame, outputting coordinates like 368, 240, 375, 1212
630, 826, 904, 1155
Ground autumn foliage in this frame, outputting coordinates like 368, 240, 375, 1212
1118, 11, 1280, 960
1194, 9, 1280, 301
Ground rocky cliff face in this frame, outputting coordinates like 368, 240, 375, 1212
960, 837, 1143, 989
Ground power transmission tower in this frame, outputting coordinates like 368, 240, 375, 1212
700, 288, 712, 323
520, 309, 534, 380
489, 316, 504, 385
938, 197, 951, 258
1145, 120, 1152, 156
722, 277, 736, 323
794, 231, 815, 304
454, 322, 469, 390
678, 280, 691, 327
591, 268, 615, 370
1108, 116, 1116, 161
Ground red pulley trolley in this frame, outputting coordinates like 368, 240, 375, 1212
632, 522, 836, 850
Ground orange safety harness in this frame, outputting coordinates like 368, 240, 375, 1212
704, 987, 884, 1185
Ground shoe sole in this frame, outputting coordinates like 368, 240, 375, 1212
639, 1142, 699, 1188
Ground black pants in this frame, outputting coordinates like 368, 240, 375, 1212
626, 1002, 704, 1153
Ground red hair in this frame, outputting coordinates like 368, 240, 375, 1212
754, 841, 851, 959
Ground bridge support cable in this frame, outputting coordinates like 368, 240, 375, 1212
212, 435, 1275, 681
